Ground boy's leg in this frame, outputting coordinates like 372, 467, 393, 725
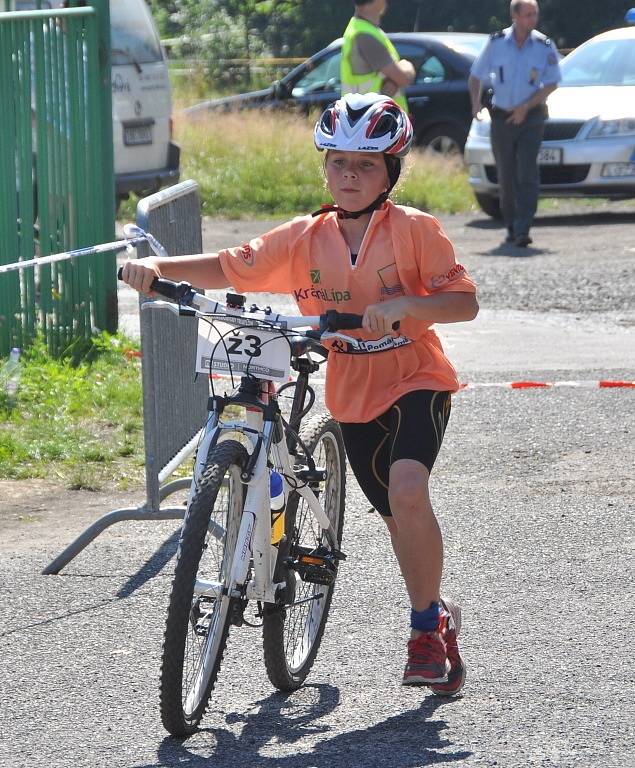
340, 391, 464, 690
386, 461, 449, 685
386, 459, 442, 619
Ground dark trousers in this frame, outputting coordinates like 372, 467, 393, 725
490, 107, 545, 236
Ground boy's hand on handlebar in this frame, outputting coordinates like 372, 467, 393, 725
120, 258, 163, 297
363, 297, 410, 335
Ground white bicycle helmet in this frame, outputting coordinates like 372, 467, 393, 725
314, 92, 413, 158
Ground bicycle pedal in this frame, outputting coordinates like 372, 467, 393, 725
294, 466, 327, 483
289, 546, 342, 586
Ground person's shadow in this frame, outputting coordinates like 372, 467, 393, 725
466, 208, 635, 232
465, 206, 635, 256
141, 684, 472, 768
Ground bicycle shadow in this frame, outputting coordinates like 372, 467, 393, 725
144, 684, 472, 768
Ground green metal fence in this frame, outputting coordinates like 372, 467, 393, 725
0, 0, 116, 357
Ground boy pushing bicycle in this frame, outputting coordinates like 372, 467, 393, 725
122, 93, 478, 695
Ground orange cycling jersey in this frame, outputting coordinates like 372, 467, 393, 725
218, 201, 476, 423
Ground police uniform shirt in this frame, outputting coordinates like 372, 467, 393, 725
470, 27, 561, 110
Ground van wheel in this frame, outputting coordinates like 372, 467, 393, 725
418, 123, 465, 155
474, 192, 502, 219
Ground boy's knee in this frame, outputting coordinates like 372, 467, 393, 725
388, 470, 430, 515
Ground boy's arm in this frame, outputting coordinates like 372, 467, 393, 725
120, 253, 230, 296
363, 292, 478, 335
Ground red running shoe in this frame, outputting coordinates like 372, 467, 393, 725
430, 598, 466, 696
402, 626, 450, 686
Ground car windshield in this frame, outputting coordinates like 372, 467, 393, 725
560, 37, 635, 86
111, 0, 163, 66
430, 34, 488, 58
291, 52, 341, 97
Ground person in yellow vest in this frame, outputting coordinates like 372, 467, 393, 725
341, 0, 415, 111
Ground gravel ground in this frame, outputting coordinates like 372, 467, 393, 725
1, 200, 634, 767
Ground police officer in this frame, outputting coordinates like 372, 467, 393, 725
469, 0, 561, 247
341, 0, 415, 112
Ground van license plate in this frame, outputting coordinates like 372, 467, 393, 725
537, 147, 562, 165
124, 125, 153, 146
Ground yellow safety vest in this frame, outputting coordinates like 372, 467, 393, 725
340, 16, 409, 112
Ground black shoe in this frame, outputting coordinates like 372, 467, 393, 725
505, 228, 515, 243
514, 234, 532, 247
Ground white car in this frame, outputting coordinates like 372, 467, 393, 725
465, 22, 635, 218
12, 0, 180, 205
110, 0, 179, 203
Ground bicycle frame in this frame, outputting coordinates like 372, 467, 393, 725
135, 274, 369, 610
189, 374, 335, 607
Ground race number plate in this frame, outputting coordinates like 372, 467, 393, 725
537, 146, 562, 165
196, 320, 291, 381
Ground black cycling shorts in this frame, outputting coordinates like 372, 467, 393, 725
339, 389, 451, 517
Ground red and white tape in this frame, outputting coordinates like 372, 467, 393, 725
459, 380, 635, 391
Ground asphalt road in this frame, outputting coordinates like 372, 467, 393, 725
1, 201, 634, 767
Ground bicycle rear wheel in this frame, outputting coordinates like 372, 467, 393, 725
160, 440, 248, 736
263, 414, 346, 690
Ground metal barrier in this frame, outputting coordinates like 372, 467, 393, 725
0, 1, 116, 357
43, 180, 207, 574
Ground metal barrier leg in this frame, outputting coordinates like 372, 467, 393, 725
42, 504, 187, 575
42, 181, 206, 577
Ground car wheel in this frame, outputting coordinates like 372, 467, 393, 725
418, 123, 466, 155
474, 192, 502, 219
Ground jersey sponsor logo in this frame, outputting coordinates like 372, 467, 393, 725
239, 243, 254, 266
377, 263, 404, 299
331, 333, 412, 355
310, 269, 321, 284
430, 264, 466, 289
293, 287, 352, 304
380, 284, 404, 297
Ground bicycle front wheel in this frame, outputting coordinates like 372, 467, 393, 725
160, 440, 248, 736
263, 414, 346, 690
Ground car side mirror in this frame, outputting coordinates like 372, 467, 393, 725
273, 80, 290, 100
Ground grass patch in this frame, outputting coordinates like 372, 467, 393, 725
0, 334, 146, 490
119, 111, 476, 221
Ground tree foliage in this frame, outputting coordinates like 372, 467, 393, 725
149, 0, 632, 57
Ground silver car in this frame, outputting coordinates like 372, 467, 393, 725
464, 23, 635, 218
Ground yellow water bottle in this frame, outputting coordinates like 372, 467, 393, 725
270, 470, 286, 545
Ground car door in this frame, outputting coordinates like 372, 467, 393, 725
396, 40, 474, 147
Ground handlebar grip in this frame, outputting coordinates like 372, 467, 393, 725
324, 311, 364, 332
117, 267, 193, 302
323, 310, 400, 332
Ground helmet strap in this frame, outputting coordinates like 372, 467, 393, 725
311, 191, 389, 219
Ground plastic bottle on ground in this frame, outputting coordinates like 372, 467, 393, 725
3, 348, 21, 408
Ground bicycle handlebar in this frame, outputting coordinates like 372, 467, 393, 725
117, 270, 399, 333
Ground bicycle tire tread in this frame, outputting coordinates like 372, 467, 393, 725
262, 414, 346, 690
160, 440, 248, 736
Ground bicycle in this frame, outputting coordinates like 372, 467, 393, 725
124, 269, 379, 736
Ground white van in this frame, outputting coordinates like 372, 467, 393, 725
12, 0, 180, 203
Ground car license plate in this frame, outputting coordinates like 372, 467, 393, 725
123, 125, 153, 146
537, 146, 562, 165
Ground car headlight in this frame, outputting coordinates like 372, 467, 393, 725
588, 118, 635, 138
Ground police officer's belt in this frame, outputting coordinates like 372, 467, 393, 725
489, 105, 548, 119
